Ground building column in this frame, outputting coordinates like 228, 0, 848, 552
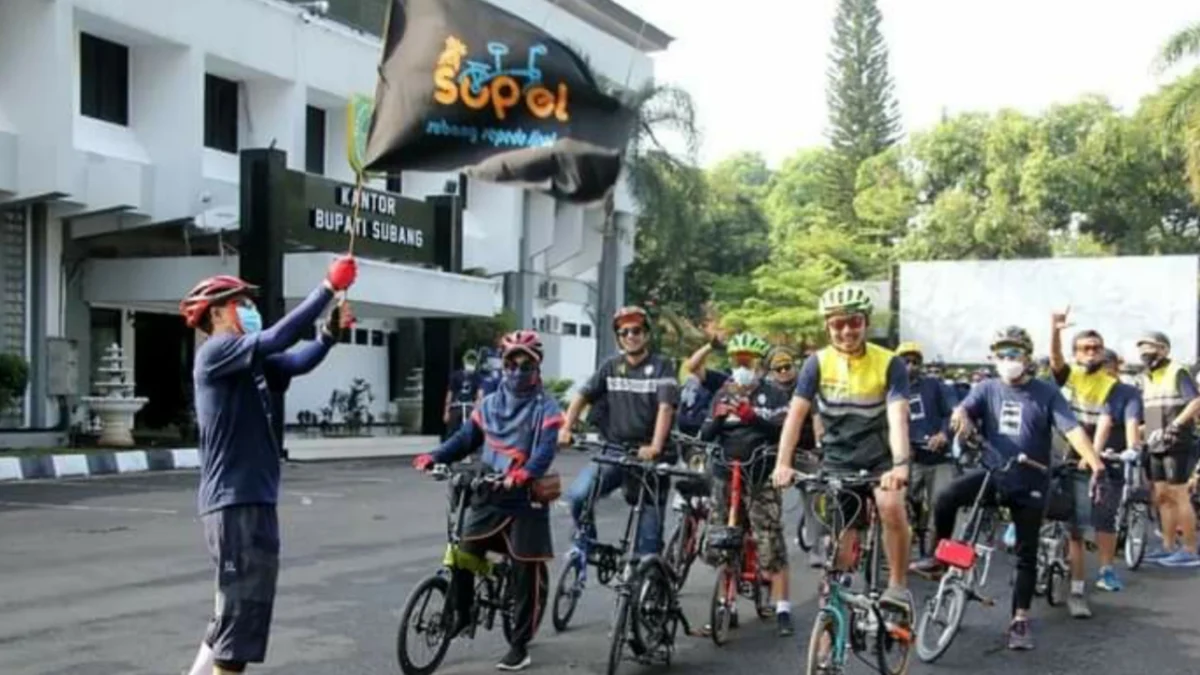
0, 206, 28, 427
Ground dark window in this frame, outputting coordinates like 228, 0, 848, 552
204, 74, 239, 153
305, 105, 326, 174
80, 33, 129, 125
386, 174, 402, 193
355, 328, 369, 345
371, 330, 384, 346
339, 328, 352, 344
562, 321, 578, 336
580, 324, 592, 338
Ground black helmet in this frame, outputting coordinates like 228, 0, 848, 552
990, 326, 1033, 353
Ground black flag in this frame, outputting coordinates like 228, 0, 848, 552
362, 0, 637, 204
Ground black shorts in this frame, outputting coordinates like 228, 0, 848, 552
1149, 449, 1194, 485
826, 455, 893, 530
202, 505, 280, 665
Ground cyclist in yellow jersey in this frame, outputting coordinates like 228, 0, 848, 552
1047, 308, 1118, 619
772, 283, 914, 625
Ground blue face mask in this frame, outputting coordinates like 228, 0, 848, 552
236, 306, 263, 334
503, 366, 539, 394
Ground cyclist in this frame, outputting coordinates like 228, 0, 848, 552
179, 256, 358, 675
771, 283, 916, 626
1136, 331, 1200, 567
896, 342, 958, 551
1092, 349, 1144, 591
479, 347, 504, 397
444, 349, 483, 439
1048, 311, 1118, 617
678, 334, 730, 436
412, 330, 561, 671
767, 345, 826, 567
561, 306, 679, 557
917, 326, 1104, 650
700, 333, 795, 636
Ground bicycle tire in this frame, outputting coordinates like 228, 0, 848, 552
551, 555, 582, 632
1046, 564, 1067, 607
606, 594, 631, 675
805, 610, 841, 675
797, 487, 814, 552
709, 564, 736, 646
875, 602, 913, 675
1124, 504, 1149, 570
396, 574, 453, 675
664, 517, 696, 591
915, 580, 967, 663
631, 561, 673, 652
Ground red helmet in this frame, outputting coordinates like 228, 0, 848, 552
500, 330, 544, 364
179, 275, 257, 329
612, 305, 650, 332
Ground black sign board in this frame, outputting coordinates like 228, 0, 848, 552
286, 172, 436, 265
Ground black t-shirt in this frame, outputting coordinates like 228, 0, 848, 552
580, 353, 679, 446
703, 379, 789, 483
448, 370, 480, 404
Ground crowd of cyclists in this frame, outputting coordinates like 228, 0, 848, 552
180, 256, 1200, 675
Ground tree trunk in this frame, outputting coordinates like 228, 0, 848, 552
595, 192, 619, 366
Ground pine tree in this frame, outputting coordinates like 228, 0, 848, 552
824, 0, 902, 225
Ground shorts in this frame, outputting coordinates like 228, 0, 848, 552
202, 505, 280, 665
1148, 449, 1194, 485
706, 478, 788, 573
1068, 471, 1120, 536
826, 455, 893, 531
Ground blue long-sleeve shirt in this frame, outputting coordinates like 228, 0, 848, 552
909, 375, 958, 464
429, 395, 562, 481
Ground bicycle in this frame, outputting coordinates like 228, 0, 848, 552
1103, 448, 1151, 570
663, 431, 714, 592
914, 446, 1047, 663
590, 453, 706, 675
1033, 465, 1074, 607
396, 464, 542, 675
550, 439, 634, 632
794, 449, 826, 553
706, 443, 777, 645
796, 469, 912, 675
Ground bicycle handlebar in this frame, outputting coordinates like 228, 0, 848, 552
794, 469, 884, 490
570, 438, 635, 455
591, 453, 707, 481
429, 463, 507, 492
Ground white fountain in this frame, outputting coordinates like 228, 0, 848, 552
81, 343, 149, 447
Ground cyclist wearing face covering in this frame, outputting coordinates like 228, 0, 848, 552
771, 283, 915, 628
413, 330, 561, 671
917, 326, 1103, 651
1048, 312, 1118, 618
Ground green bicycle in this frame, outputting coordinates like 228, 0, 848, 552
796, 469, 912, 675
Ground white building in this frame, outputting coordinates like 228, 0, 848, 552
0, 0, 670, 443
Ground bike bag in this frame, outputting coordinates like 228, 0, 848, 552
934, 539, 976, 570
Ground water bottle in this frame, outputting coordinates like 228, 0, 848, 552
1002, 522, 1017, 550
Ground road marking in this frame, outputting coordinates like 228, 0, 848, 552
0, 500, 179, 515
350, 477, 394, 483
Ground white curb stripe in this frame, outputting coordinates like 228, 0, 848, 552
0, 457, 22, 481
52, 454, 90, 477
172, 449, 200, 469
115, 451, 149, 473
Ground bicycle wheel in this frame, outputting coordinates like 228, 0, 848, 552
606, 594, 631, 675
1124, 504, 1149, 570
552, 555, 582, 632
396, 574, 453, 675
1046, 563, 1067, 607
797, 487, 814, 552
632, 562, 672, 651
805, 610, 841, 675
915, 579, 967, 663
875, 602, 913, 675
709, 564, 736, 646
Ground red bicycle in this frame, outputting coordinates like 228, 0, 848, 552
705, 443, 775, 645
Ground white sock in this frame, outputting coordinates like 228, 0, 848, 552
776, 599, 792, 614
1071, 580, 1085, 596
186, 642, 214, 675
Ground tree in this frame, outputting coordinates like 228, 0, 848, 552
825, 0, 902, 223
1152, 21, 1200, 201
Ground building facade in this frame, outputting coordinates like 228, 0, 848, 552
0, 0, 669, 442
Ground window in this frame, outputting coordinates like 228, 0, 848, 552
580, 324, 593, 338
355, 328, 369, 345
305, 105, 326, 174
386, 175, 402, 194
80, 33, 129, 125
371, 330, 384, 346
562, 321, 578, 336
204, 74, 239, 153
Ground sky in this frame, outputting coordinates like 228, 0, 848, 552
612, 0, 1198, 168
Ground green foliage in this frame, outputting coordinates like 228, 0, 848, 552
457, 309, 517, 359
0, 352, 30, 415
543, 378, 574, 409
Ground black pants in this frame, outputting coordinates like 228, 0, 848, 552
451, 532, 548, 648
933, 470, 1043, 615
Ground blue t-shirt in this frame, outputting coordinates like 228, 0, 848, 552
194, 334, 283, 515
677, 369, 729, 435
1104, 382, 1143, 452
908, 376, 958, 464
960, 378, 1079, 493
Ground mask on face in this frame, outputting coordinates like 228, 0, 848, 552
503, 368, 539, 394
1140, 352, 1163, 370
463, 363, 477, 373
236, 306, 263, 334
487, 357, 502, 371
995, 359, 1026, 383
731, 367, 756, 387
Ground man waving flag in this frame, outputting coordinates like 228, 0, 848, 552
361, 0, 637, 203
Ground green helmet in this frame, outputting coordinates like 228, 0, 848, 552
819, 284, 874, 318
727, 332, 769, 357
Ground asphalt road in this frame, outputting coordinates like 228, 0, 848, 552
2, 452, 1199, 675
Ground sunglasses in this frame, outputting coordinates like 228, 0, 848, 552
504, 359, 537, 373
903, 356, 922, 367
827, 315, 865, 331
617, 326, 645, 338
772, 364, 795, 374
730, 353, 759, 367
993, 347, 1026, 359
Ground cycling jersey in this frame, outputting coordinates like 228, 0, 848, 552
794, 343, 908, 468
579, 352, 679, 446
1052, 364, 1116, 438
1140, 359, 1197, 454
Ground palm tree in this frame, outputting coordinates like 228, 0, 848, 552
594, 79, 701, 362
1153, 22, 1200, 200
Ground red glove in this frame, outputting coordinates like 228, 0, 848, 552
413, 454, 435, 471
326, 255, 358, 291
507, 467, 533, 486
736, 400, 756, 423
